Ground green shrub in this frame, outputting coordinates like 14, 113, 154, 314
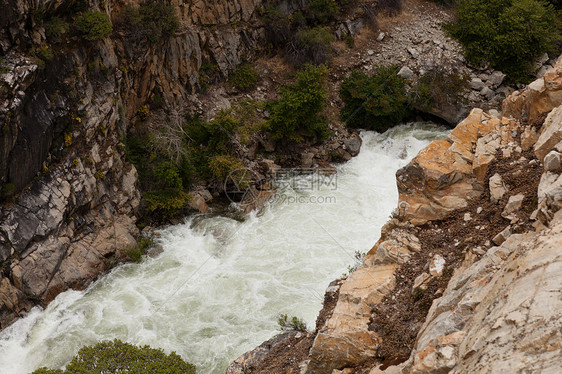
0, 183, 15, 202
185, 112, 239, 157
144, 189, 190, 218
444, 0, 559, 82
229, 63, 259, 91
278, 314, 307, 332
308, 0, 339, 24
123, 1, 179, 43
125, 135, 190, 220
32, 339, 195, 374
267, 64, 329, 142
208, 155, 244, 181
262, 4, 336, 68
287, 26, 333, 68
39, 47, 54, 61
340, 65, 409, 131
74, 11, 113, 41
410, 66, 469, 111
126, 237, 152, 262
45, 17, 69, 39
154, 161, 183, 190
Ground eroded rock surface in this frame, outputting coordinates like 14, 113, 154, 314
229, 54, 562, 374
405, 214, 562, 373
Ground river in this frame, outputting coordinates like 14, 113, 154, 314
0, 123, 448, 374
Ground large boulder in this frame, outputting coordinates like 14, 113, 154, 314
503, 55, 562, 125
306, 223, 419, 373
534, 104, 562, 162
396, 109, 521, 225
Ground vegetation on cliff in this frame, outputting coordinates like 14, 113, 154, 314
267, 64, 330, 142
32, 339, 195, 374
73, 11, 113, 41
339, 65, 409, 131
340, 65, 468, 131
445, 0, 559, 82
122, 1, 179, 43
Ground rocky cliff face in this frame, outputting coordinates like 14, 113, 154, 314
228, 57, 562, 373
0, 0, 268, 328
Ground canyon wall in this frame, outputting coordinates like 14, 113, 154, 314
0, 0, 267, 328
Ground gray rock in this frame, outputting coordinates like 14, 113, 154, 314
534, 52, 550, 71
544, 150, 562, 172
502, 194, 525, 219
261, 159, 281, 176
529, 77, 545, 92
398, 66, 415, 80
469, 78, 485, 90
489, 109, 501, 119
478, 73, 490, 81
226, 331, 300, 374
377, 32, 385, 42
492, 226, 512, 245
407, 47, 419, 58
480, 86, 495, 100
488, 71, 506, 87
344, 134, 362, 157
536, 65, 552, 78
301, 152, 315, 169
490, 173, 508, 202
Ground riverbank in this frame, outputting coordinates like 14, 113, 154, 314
227, 56, 562, 373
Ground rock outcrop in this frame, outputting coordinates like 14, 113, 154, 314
0, 0, 268, 329
405, 217, 562, 373
306, 221, 419, 373
229, 54, 562, 374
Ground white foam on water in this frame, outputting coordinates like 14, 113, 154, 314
0, 123, 449, 374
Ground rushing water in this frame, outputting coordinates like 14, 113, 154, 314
0, 123, 448, 374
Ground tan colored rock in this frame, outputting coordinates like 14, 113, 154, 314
369, 364, 404, 374
366, 226, 421, 265
472, 133, 501, 182
535, 105, 562, 162
397, 109, 499, 224
405, 212, 562, 373
521, 126, 539, 151
544, 150, 562, 172
226, 331, 302, 374
410, 331, 466, 374
306, 264, 397, 374
503, 55, 562, 125
492, 226, 512, 246
188, 193, 210, 213
429, 255, 445, 276
538, 171, 562, 215
489, 173, 508, 202
501, 194, 525, 219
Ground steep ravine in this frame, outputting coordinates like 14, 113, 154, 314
0, 124, 449, 373
228, 57, 562, 373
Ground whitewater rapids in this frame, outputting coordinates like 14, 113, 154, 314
0, 123, 448, 374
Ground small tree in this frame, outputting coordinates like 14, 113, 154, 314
74, 11, 113, 41
32, 339, 195, 374
229, 63, 259, 91
444, 0, 558, 82
267, 64, 329, 142
340, 66, 409, 132
123, 1, 179, 43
